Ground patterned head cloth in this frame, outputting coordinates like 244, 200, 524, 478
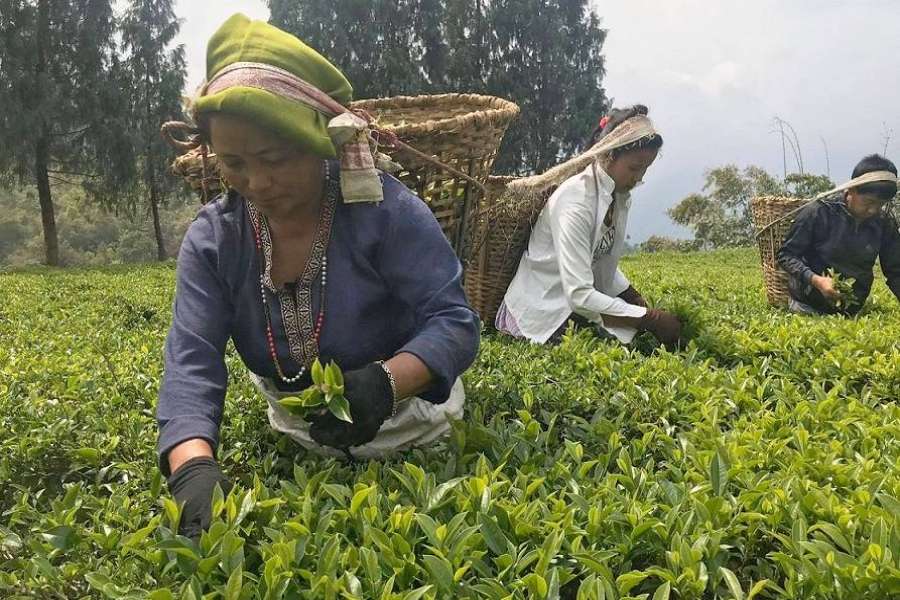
192, 14, 385, 203
590, 115, 659, 157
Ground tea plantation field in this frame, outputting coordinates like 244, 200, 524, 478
1, 248, 898, 599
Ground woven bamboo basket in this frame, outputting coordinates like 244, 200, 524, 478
351, 93, 519, 255
170, 149, 227, 202
463, 175, 558, 325
750, 195, 807, 307
166, 93, 520, 257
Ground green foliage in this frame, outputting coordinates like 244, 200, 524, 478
668, 166, 787, 249
279, 360, 352, 423
119, 0, 187, 261
0, 0, 136, 264
267, 0, 609, 175
783, 173, 834, 198
669, 167, 836, 250
824, 268, 860, 312
0, 185, 197, 267
639, 236, 701, 254
2, 249, 900, 598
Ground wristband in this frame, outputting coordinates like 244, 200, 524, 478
376, 360, 400, 417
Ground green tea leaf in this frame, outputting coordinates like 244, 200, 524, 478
350, 485, 375, 516
720, 567, 744, 600
422, 554, 454, 592
400, 585, 433, 600
710, 448, 729, 496
478, 513, 510, 555
652, 581, 671, 600
311, 359, 325, 384
328, 393, 353, 423
747, 580, 771, 600
616, 571, 648, 595
224, 566, 242, 600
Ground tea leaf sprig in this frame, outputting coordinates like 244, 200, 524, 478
277, 359, 352, 422
825, 268, 859, 311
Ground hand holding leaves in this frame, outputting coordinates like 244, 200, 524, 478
278, 359, 352, 423
818, 269, 859, 311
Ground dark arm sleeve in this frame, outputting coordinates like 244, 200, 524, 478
880, 216, 900, 301
777, 206, 818, 283
378, 190, 481, 403
156, 214, 233, 475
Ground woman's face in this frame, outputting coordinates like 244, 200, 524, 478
845, 188, 890, 221
209, 114, 324, 220
605, 147, 659, 193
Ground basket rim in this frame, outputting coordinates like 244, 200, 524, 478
350, 93, 520, 136
750, 195, 805, 206
750, 195, 811, 237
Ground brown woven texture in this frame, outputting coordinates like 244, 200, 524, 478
351, 93, 519, 254
167, 93, 520, 256
171, 149, 227, 202
464, 175, 559, 325
750, 195, 806, 307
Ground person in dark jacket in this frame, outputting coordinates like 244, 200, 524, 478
777, 154, 900, 315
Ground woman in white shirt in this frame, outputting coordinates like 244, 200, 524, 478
496, 105, 682, 347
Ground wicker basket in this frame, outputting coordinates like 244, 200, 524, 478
170, 149, 227, 202
167, 93, 520, 257
351, 93, 519, 255
463, 176, 557, 325
750, 195, 807, 307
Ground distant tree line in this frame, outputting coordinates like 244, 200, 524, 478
3, 0, 610, 266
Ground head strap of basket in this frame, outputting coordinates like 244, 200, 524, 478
160, 13, 488, 205
505, 114, 658, 201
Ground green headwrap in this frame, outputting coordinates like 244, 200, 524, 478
193, 13, 353, 158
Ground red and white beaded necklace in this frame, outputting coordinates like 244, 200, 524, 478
250, 165, 332, 384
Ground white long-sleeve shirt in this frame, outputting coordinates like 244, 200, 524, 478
500, 162, 647, 343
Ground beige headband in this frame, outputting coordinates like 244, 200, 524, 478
506, 115, 659, 196
817, 170, 898, 199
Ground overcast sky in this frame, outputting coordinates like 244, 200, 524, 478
174, 0, 900, 241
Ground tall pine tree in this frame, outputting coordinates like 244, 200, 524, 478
269, 0, 426, 98
0, 0, 134, 265
120, 0, 186, 260
486, 0, 608, 173
267, 0, 608, 175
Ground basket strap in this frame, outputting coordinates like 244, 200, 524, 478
754, 198, 818, 239
160, 121, 202, 154
375, 132, 487, 196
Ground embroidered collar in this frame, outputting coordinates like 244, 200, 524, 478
246, 171, 340, 369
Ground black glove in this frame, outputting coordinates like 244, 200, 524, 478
166, 456, 232, 540
308, 362, 394, 450
617, 285, 647, 308
637, 308, 682, 347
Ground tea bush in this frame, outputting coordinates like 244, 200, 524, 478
1, 248, 898, 599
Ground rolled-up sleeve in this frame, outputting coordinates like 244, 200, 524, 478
777, 206, 818, 283
379, 191, 480, 404
157, 214, 233, 474
548, 195, 645, 323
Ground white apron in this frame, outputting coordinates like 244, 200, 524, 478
251, 373, 465, 459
